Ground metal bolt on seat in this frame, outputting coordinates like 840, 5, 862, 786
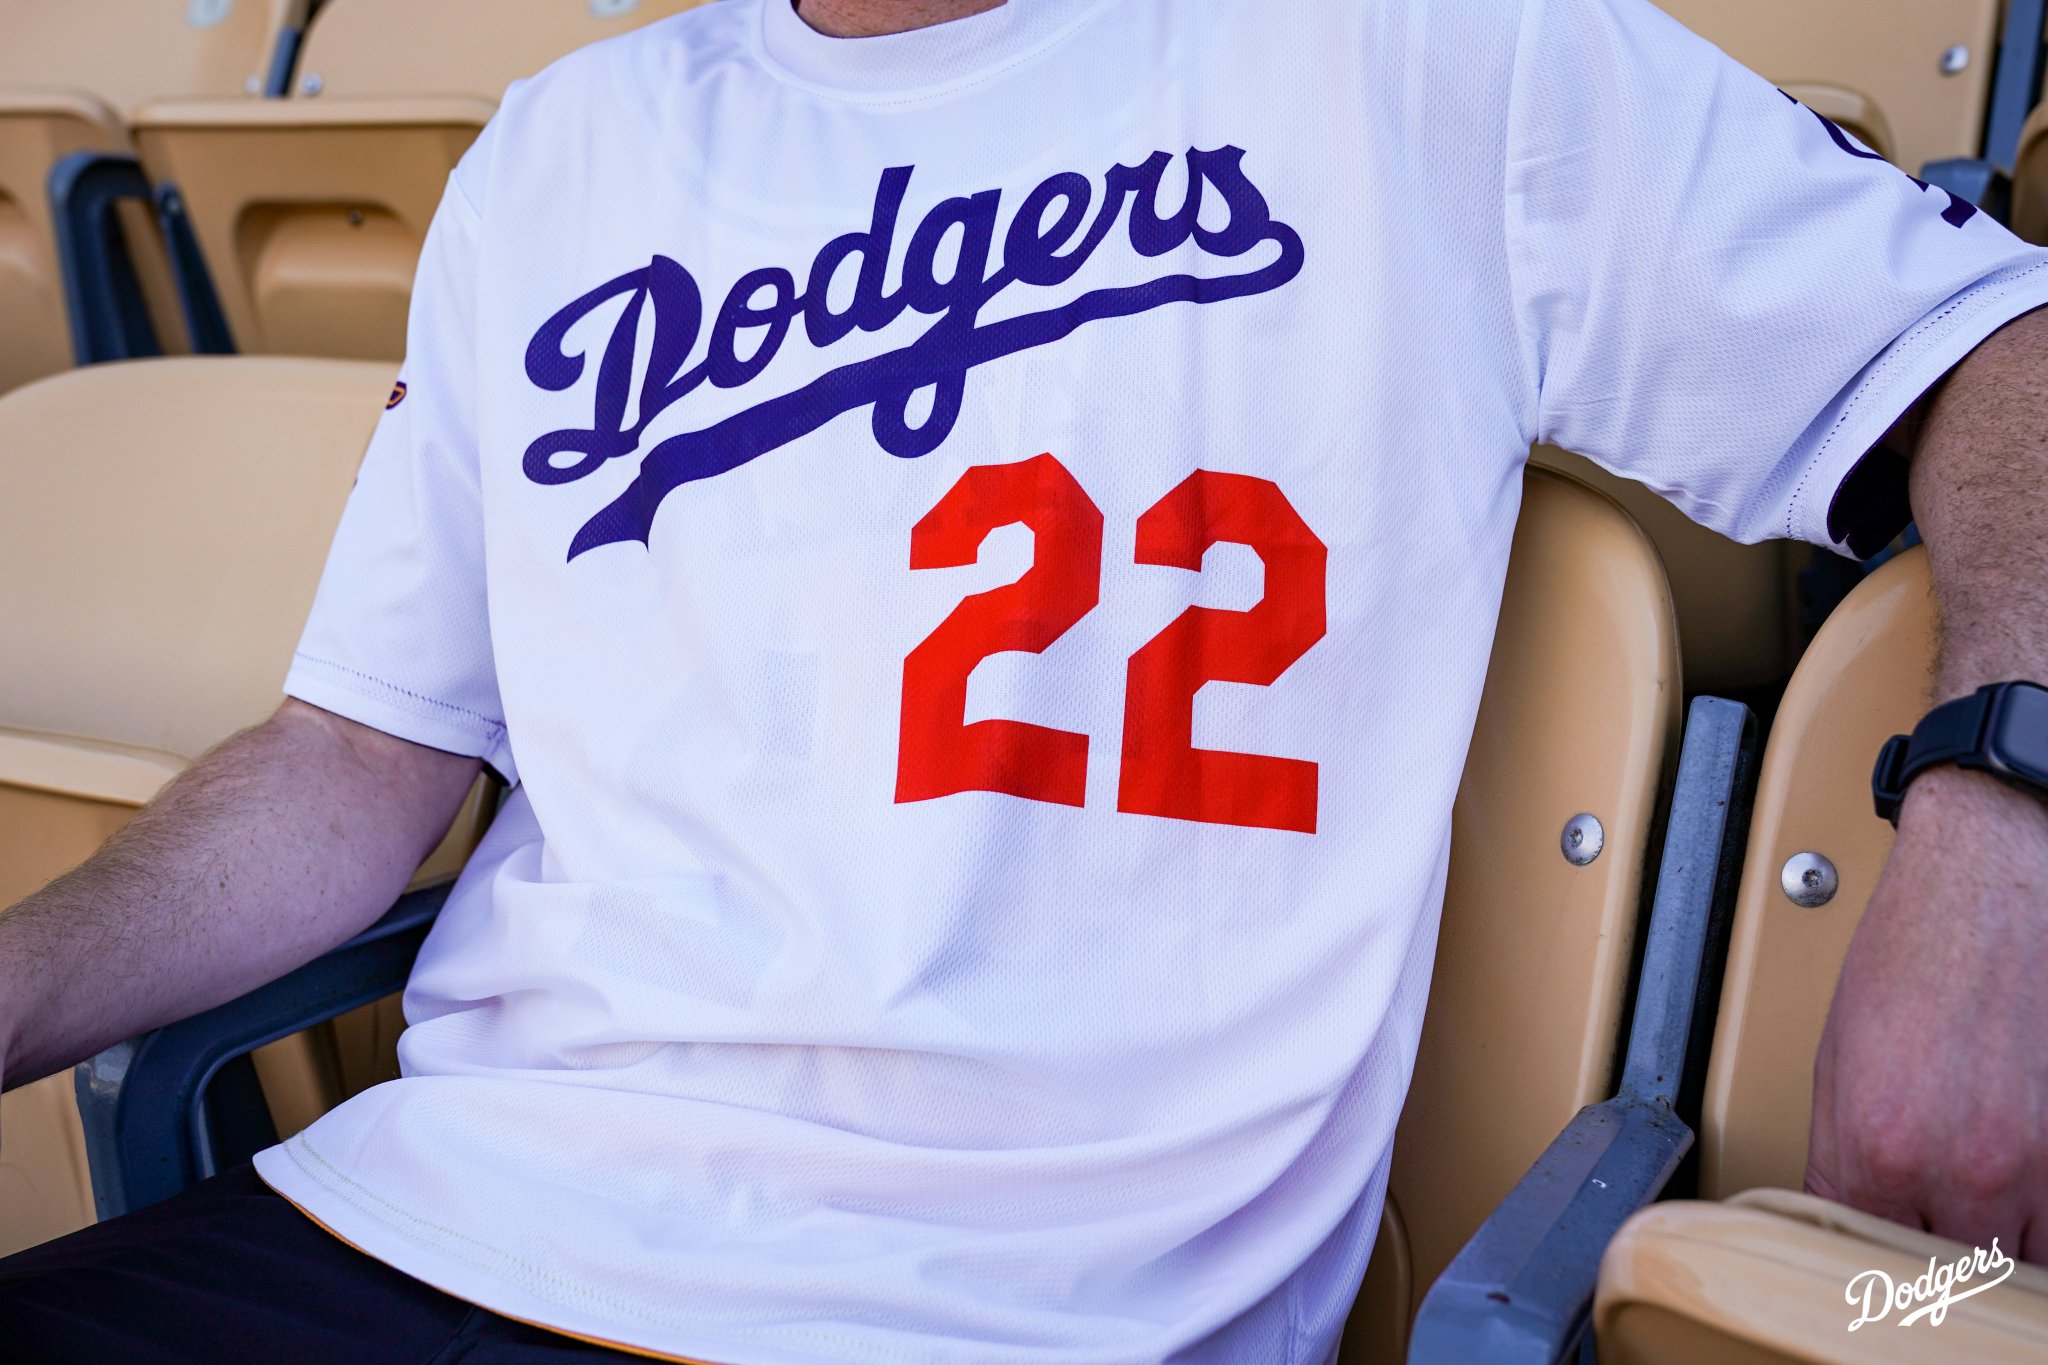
1780, 852, 1839, 907
1941, 46, 1972, 76
1561, 813, 1605, 867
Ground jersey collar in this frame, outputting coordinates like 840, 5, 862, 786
756, 0, 1108, 98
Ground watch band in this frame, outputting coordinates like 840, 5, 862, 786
1872, 681, 2048, 825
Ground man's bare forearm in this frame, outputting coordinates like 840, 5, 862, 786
0, 700, 480, 1091
1898, 303, 2048, 858
1807, 306, 2048, 1258
1914, 305, 2048, 705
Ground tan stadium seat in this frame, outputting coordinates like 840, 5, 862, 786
1654, 0, 1999, 174
1696, 548, 1934, 1202
0, 356, 494, 1256
0, 0, 308, 395
1341, 465, 1681, 1361
1534, 447, 1803, 698
1598, 1189, 2048, 1362
2010, 102, 2048, 246
1779, 83, 1895, 166
130, 0, 716, 361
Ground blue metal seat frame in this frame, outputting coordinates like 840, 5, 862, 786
1408, 696, 1759, 1363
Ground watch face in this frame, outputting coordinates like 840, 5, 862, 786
1991, 684, 2048, 788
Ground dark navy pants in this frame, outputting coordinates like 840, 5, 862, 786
0, 1165, 648, 1363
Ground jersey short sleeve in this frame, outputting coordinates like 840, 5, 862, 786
283, 145, 515, 784
1505, 0, 2048, 555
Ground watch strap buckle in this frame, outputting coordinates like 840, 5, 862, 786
1872, 732, 1913, 826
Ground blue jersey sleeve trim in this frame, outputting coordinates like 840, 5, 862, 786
1797, 256, 2048, 556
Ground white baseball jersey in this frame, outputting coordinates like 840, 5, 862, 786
256, 0, 2048, 1360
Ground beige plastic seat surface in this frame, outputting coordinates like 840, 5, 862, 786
1534, 447, 1801, 697
1778, 83, 1896, 167
0, 356, 490, 1257
132, 0, 716, 361
1654, 0, 1999, 176
2011, 102, 2048, 247
1340, 466, 1681, 1361
0, 0, 304, 394
1598, 1189, 2048, 1363
1698, 550, 1934, 1202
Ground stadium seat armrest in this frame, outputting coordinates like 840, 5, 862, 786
1407, 1095, 1692, 1365
48, 152, 166, 365
265, 23, 310, 100
73, 885, 449, 1220
152, 182, 238, 356
1408, 697, 1759, 1365
1615, 697, 1759, 1120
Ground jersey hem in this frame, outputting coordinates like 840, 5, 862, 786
1787, 256, 2048, 555
253, 1168, 727, 1365
284, 653, 518, 786
253, 1136, 855, 1365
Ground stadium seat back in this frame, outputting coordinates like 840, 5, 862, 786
1342, 466, 1680, 1361
1534, 446, 1801, 697
0, 358, 393, 755
0, 0, 300, 111
0, 97, 125, 395
0, 2, 303, 394
0, 357, 485, 1256
133, 106, 482, 360
0, 1, 304, 394
2011, 102, 2048, 247
1654, 0, 1999, 175
1698, 549, 1935, 1201
132, 0, 713, 360
291, 0, 709, 101
1598, 1189, 2048, 1362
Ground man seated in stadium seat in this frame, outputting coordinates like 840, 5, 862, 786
1, 0, 2045, 1359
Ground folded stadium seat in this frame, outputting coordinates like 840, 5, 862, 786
1340, 466, 1682, 1361
1532, 447, 1802, 701
0, 356, 495, 1256
0, 0, 311, 396
1695, 548, 1935, 1203
1598, 1189, 2048, 1361
128, 0, 716, 361
1653, 0, 1999, 174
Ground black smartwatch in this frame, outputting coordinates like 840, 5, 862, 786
1872, 681, 2048, 825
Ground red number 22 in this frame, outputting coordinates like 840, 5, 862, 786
896, 455, 1327, 834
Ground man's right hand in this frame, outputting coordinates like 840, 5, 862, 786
0, 700, 479, 1097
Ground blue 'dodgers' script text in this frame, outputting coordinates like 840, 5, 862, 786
523, 146, 1305, 559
